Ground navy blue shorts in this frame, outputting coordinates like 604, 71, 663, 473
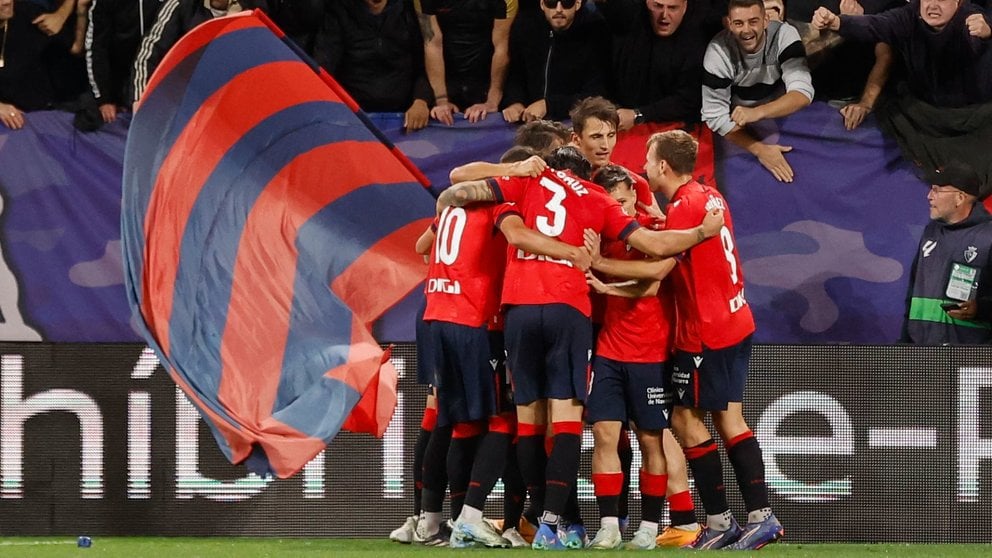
425, 321, 498, 427
414, 300, 434, 386
488, 330, 515, 415
503, 304, 592, 405
585, 356, 672, 431
671, 336, 752, 411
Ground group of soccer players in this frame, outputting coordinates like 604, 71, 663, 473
391, 96, 785, 551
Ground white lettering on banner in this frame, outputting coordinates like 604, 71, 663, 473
515, 249, 574, 268
427, 278, 462, 295
127, 347, 157, 499
1, 348, 990, 511
756, 391, 853, 502
958, 366, 992, 502
174, 389, 273, 500
1, 354, 104, 499
382, 358, 406, 499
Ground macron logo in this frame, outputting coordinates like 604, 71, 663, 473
922, 240, 936, 258
693, 356, 704, 368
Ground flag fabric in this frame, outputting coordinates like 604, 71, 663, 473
121, 11, 434, 478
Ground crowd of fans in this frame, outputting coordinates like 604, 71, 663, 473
0, 0, 989, 186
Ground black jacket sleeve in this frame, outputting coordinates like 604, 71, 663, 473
131, 0, 190, 104
86, 0, 117, 104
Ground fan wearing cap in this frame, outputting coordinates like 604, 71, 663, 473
903, 161, 992, 344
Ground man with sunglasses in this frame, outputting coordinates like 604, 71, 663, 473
903, 162, 992, 344
501, 0, 611, 122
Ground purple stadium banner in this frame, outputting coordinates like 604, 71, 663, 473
0, 103, 929, 344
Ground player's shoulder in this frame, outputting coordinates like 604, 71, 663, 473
672, 181, 726, 211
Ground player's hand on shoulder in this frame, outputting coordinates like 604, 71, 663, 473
701, 208, 725, 238
509, 155, 547, 177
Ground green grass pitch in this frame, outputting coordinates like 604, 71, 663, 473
0, 538, 989, 557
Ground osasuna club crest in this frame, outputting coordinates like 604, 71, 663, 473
965, 246, 978, 263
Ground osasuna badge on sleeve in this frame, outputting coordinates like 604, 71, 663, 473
946, 262, 979, 302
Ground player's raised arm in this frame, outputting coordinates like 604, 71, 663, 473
435, 179, 496, 212
626, 208, 723, 258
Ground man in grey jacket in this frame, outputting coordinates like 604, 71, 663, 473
701, 0, 814, 183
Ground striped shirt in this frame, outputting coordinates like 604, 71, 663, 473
701, 20, 813, 136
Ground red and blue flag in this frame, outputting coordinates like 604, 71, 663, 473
121, 11, 434, 478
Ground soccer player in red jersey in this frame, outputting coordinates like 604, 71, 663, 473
645, 130, 783, 550
583, 165, 677, 550
571, 98, 662, 534
436, 146, 724, 549
570, 97, 663, 219
582, 167, 702, 548
416, 194, 590, 547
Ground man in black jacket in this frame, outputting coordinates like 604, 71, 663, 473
501, 0, 610, 123
86, 0, 162, 122
596, 0, 714, 130
904, 162, 992, 344
313, 0, 432, 131
131, 0, 268, 105
0, 0, 75, 128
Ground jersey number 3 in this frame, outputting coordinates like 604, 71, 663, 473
537, 177, 567, 237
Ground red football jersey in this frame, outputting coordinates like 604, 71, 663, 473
664, 180, 754, 352
423, 203, 517, 327
487, 169, 639, 316
595, 214, 674, 363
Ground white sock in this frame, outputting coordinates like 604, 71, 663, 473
459, 505, 483, 523
706, 510, 734, 531
638, 521, 658, 535
600, 516, 619, 528
674, 522, 700, 531
423, 511, 442, 534
748, 507, 773, 524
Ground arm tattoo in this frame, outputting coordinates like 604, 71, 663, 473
418, 13, 435, 43
437, 180, 494, 208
